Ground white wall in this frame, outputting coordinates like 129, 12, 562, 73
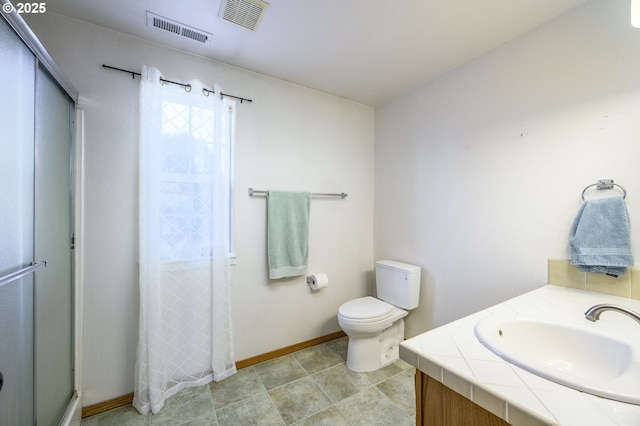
375, 0, 640, 339
25, 14, 374, 406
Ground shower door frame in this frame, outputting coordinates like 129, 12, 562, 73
1, 4, 81, 425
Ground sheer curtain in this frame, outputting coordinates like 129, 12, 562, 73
133, 66, 236, 415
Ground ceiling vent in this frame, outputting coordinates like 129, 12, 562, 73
146, 12, 212, 44
219, 0, 269, 31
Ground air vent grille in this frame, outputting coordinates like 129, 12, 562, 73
181, 28, 209, 44
146, 12, 212, 44
219, 0, 269, 31
153, 16, 180, 35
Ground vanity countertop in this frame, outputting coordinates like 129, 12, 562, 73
399, 285, 640, 426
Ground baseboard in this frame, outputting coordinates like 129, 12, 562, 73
234, 330, 346, 369
82, 393, 135, 418
81, 330, 346, 418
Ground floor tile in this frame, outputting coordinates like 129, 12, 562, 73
376, 368, 416, 416
268, 376, 332, 425
358, 359, 405, 385
149, 385, 215, 425
293, 344, 343, 374
291, 406, 350, 426
215, 392, 284, 426
324, 337, 348, 361
335, 386, 414, 426
395, 358, 414, 371
81, 339, 416, 426
208, 367, 265, 409
311, 363, 371, 403
253, 355, 309, 390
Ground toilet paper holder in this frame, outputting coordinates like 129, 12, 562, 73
306, 273, 328, 290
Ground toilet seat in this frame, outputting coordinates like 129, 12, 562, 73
338, 296, 395, 322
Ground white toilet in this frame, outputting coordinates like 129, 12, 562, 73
338, 260, 421, 372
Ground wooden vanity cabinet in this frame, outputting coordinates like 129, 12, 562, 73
415, 370, 510, 426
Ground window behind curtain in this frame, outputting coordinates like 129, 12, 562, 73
157, 99, 234, 263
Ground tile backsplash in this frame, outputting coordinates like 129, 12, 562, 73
548, 259, 640, 300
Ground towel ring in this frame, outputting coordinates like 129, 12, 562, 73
581, 179, 626, 202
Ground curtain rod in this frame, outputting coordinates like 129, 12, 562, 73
102, 64, 253, 103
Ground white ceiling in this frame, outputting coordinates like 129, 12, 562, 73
45, 0, 587, 106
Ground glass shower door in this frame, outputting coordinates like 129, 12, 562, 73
34, 63, 75, 425
0, 17, 36, 426
0, 16, 75, 426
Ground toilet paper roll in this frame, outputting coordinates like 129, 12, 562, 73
307, 273, 328, 290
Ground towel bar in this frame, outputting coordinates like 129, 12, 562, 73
248, 188, 347, 199
581, 179, 626, 201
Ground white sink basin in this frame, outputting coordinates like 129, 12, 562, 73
474, 315, 640, 405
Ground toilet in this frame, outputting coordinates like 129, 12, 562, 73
338, 260, 421, 372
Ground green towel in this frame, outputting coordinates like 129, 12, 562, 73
267, 191, 311, 279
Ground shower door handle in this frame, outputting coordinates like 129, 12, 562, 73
0, 261, 47, 288
0, 371, 3, 393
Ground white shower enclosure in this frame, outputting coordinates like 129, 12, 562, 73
0, 12, 78, 426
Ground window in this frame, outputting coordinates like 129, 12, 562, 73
143, 92, 234, 263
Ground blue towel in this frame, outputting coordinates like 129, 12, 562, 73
267, 191, 311, 279
570, 196, 633, 277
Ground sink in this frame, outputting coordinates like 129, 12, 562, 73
474, 315, 640, 405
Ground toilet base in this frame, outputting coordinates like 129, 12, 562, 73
345, 319, 405, 372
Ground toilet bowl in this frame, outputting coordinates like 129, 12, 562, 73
338, 296, 408, 372
337, 260, 421, 372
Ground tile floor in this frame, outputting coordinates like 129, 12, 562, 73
81, 337, 416, 425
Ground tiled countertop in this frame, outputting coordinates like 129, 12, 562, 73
399, 285, 640, 426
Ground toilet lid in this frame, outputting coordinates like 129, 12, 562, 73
339, 296, 394, 320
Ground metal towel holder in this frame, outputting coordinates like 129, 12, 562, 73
248, 187, 347, 199
581, 179, 627, 202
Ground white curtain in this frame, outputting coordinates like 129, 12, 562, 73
133, 66, 236, 415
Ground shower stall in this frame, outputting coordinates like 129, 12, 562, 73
0, 9, 78, 426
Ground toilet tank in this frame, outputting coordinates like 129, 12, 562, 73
375, 260, 421, 310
